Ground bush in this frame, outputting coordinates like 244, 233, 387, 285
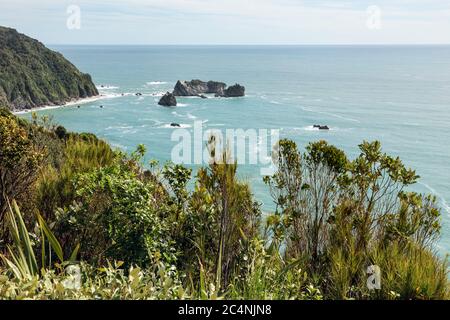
0, 111, 44, 227
1, 111, 448, 300
0, 262, 184, 300
36, 135, 115, 220
264, 139, 448, 299
54, 149, 175, 268
177, 148, 261, 291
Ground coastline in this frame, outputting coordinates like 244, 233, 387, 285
12, 94, 110, 115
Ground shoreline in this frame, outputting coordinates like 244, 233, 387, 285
12, 94, 110, 115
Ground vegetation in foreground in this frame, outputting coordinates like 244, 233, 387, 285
0, 107, 448, 300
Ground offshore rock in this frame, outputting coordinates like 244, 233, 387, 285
158, 92, 177, 107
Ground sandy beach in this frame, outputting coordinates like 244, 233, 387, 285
12, 94, 112, 115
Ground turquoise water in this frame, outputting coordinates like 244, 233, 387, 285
21, 45, 450, 253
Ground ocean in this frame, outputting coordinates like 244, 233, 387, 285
19, 45, 450, 254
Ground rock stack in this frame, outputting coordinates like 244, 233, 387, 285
158, 92, 177, 107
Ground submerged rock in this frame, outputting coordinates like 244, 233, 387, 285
223, 84, 245, 97
158, 92, 177, 107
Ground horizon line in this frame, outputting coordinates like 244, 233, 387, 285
47, 43, 450, 46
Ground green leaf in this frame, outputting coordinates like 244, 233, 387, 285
69, 244, 80, 262
37, 212, 64, 262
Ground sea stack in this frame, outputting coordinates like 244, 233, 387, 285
158, 92, 177, 107
172, 79, 245, 98
222, 84, 245, 97
173, 80, 226, 97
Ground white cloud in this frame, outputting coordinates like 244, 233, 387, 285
0, 0, 449, 44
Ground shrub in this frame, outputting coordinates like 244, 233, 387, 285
36, 135, 115, 220
0, 261, 184, 300
1, 112, 448, 300
0, 111, 44, 227
180, 147, 261, 291
54, 150, 175, 268
264, 139, 448, 299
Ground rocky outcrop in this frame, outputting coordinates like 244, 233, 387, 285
172, 80, 244, 98
158, 92, 177, 107
173, 80, 227, 97
222, 84, 245, 97
205, 81, 226, 96
0, 26, 98, 111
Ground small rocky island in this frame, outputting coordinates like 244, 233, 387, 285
172, 80, 245, 98
314, 125, 330, 130
158, 92, 177, 107
223, 84, 246, 97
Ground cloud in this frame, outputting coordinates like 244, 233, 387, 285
0, 0, 449, 44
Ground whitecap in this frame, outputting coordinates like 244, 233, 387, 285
147, 81, 168, 85
13, 94, 116, 115
148, 92, 166, 97
105, 125, 134, 131
283, 126, 335, 133
182, 95, 214, 99
303, 126, 322, 131
97, 85, 119, 90
160, 124, 192, 129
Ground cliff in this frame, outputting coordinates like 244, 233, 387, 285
0, 26, 98, 111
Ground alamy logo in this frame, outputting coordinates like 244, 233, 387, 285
367, 265, 381, 290
170, 121, 280, 176
62, 264, 81, 290
366, 5, 382, 30
66, 5, 81, 30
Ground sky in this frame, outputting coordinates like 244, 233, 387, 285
0, 0, 450, 45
